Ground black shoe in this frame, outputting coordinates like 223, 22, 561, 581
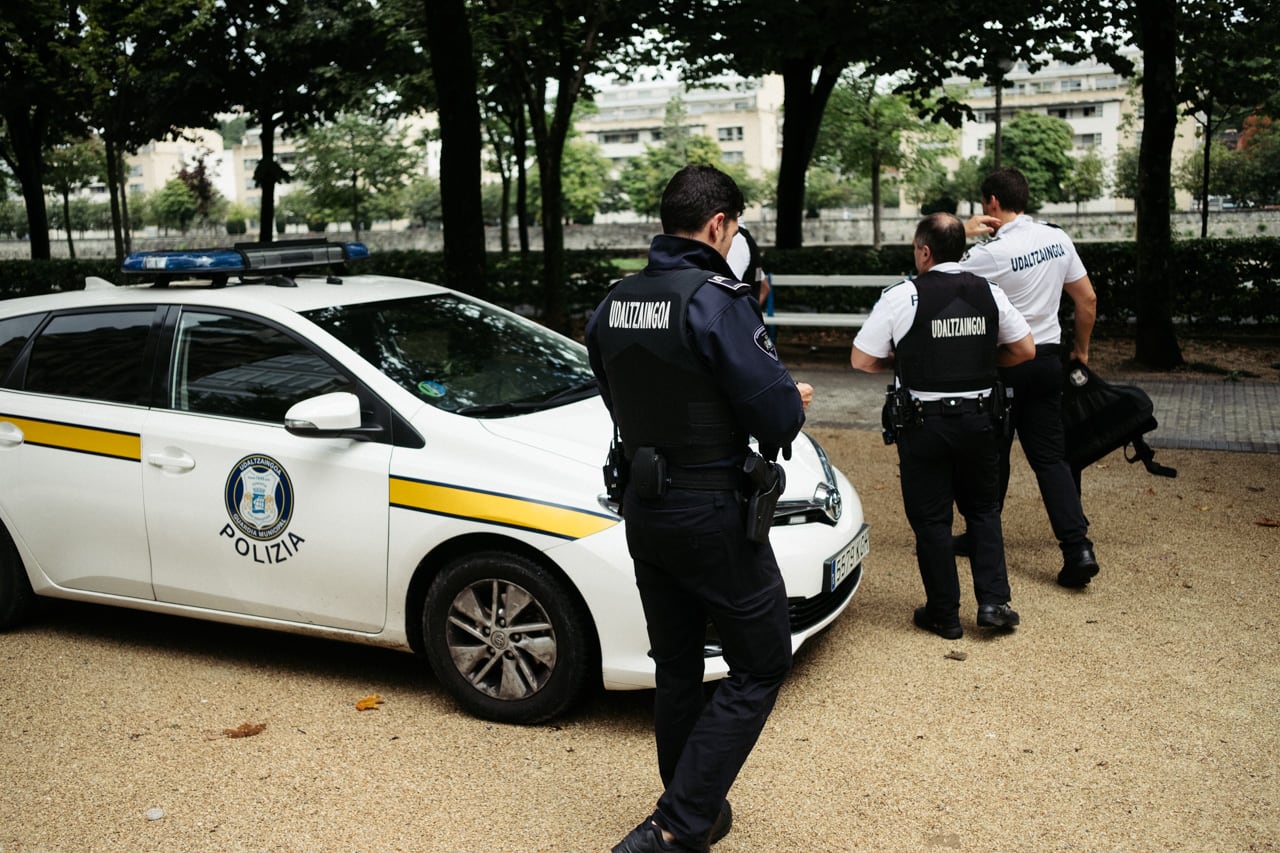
1058, 547, 1100, 588
951, 532, 971, 558
913, 607, 963, 639
612, 821, 681, 853
977, 602, 1020, 629
708, 801, 732, 846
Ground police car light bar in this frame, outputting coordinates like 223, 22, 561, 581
121, 240, 370, 275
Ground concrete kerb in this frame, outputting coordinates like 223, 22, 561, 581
788, 364, 1280, 454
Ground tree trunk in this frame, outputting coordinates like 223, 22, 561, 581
119, 150, 132, 256
62, 189, 76, 259
870, 151, 883, 249
425, 0, 488, 298
774, 58, 842, 249
539, 154, 567, 331
8, 119, 52, 260
104, 137, 125, 262
1133, 0, 1185, 369
257, 113, 278, 244
1199, 103, 1212, 239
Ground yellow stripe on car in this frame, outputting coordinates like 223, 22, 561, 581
1, 415, 141, 462
390, 476, 618, 541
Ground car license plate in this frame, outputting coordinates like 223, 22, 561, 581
827, 524, 870, 592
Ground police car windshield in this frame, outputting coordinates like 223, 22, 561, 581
304, 294, 598, 416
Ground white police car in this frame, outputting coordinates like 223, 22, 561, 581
0, 240, 869, 723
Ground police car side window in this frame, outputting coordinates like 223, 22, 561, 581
172, 310, 354, 423
23, 309, 154, 405
0, 313, 43, 387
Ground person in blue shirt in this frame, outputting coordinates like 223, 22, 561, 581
586, 164, 812, 853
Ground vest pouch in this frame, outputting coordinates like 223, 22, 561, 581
630, 447, 668, 499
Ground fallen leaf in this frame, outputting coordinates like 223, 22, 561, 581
355, 694, 385, 711
943, 650, 968, 661
1256, 517, 1280, 528
223, 722, 266, 738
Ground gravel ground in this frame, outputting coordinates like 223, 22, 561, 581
2, 381, 1278, 851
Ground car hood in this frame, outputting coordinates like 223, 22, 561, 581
477, 398, 838, 502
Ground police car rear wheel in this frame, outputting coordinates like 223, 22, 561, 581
423, 551, 593, 724
0, 524, 37, 630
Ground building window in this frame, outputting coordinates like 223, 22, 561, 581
601, 131, 639, 144
1061, 79, 1083, 92
1073, 133, 1103, 148
717, 126, 744, 142
721, 151, 745, 164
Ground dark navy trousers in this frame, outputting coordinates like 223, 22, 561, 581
623, 483, 792, 850
998, 348, 1093, 555
897, 409, 1011, 619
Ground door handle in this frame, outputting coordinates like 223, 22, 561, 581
0, 421, 23, 447
147, 450, 196, 471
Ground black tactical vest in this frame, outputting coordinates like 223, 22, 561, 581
595, 268, 746, 464
894, 270, 1000, 394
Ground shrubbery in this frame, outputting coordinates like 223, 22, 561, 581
3, 238, 1276, 332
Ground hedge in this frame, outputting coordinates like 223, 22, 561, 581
3, 238, 1276, 331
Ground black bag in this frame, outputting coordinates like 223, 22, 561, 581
1061, 360, 1177, 478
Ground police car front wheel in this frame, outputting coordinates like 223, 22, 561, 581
423, 550, 595, 724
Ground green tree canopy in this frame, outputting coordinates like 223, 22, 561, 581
1062, 148, 1107, 212
151, 177, 198, 233
983, 111, 1074, 211
292, 112, 419, 239
44, 137, 105, 258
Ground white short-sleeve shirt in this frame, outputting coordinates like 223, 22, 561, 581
959, 214, 1087, 345
852, 263, 1031, 401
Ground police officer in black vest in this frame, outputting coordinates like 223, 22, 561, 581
852, 213, 1034, 639
586, 164, 813, 853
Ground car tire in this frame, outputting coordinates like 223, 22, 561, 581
0, 524, 36, 630
423, 550, 594, 724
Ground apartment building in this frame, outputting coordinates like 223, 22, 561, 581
574, 75, 784, 218
954, 51, 1199, 213
117, 60, 1200, 222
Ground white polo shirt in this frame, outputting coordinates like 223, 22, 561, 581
959, 214, 1087, 345
852, 263, 1031, 401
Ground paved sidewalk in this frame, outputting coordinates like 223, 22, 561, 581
789, 364, 1280, 454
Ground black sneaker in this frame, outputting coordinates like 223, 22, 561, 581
913, 607, 963, 639
612, 821, 681, 853
1058, 547, 1100, 588
708, 800, 732, 846
976, 602, 1020, 629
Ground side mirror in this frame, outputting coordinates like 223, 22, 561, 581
285, 392, 384, 441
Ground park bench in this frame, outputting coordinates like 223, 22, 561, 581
763, 273, 905, 328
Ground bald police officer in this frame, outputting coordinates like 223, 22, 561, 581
852, 213, 1034, 638
961, 167, 1103, 589
586, 164, 813, 853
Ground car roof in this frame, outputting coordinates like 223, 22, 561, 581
0, 273, 452, 318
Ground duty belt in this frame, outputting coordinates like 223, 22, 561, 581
916, 396, 989, 417
666, 464, 745, 491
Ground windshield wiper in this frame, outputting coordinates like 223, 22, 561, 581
540, 378, 600, 404
455, 378, 599, 417
455, 400, 544, 417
